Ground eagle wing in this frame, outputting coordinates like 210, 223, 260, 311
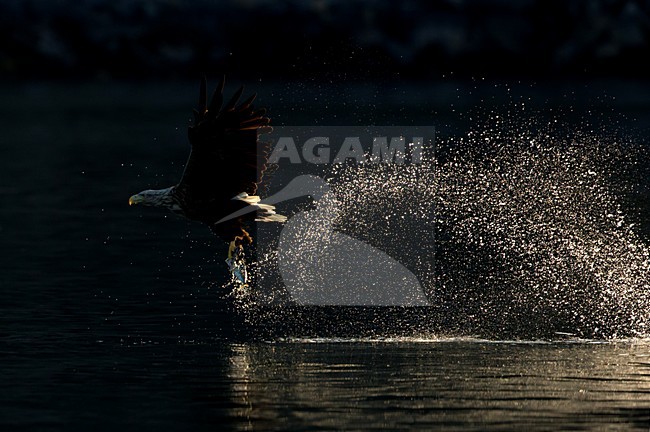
175, 76, 271, 226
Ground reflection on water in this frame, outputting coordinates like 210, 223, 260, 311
3, 337, 649, 430
223, 340, 650, 430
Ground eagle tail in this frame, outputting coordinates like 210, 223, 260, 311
232, 193, 287, 223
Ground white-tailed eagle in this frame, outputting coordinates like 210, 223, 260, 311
129, 77, 282, 253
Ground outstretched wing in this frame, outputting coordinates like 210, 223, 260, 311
175, 76, 271, 224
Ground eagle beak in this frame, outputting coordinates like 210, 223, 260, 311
129, 195, 143, 206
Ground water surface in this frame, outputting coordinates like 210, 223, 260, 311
2, 81, 650, 430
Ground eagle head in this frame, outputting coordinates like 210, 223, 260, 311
129, 187, 180, 212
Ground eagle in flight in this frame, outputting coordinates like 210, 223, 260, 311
128, 77, 284, 283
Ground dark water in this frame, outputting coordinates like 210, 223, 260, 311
2, 81, 650, 430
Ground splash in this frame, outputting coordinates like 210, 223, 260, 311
243, 108, 650, 340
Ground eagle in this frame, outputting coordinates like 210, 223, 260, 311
128, 77, 284, 280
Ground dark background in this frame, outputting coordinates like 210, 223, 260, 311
2, 0, 650, 81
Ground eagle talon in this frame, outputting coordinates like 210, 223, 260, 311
226, 240, 248, 285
